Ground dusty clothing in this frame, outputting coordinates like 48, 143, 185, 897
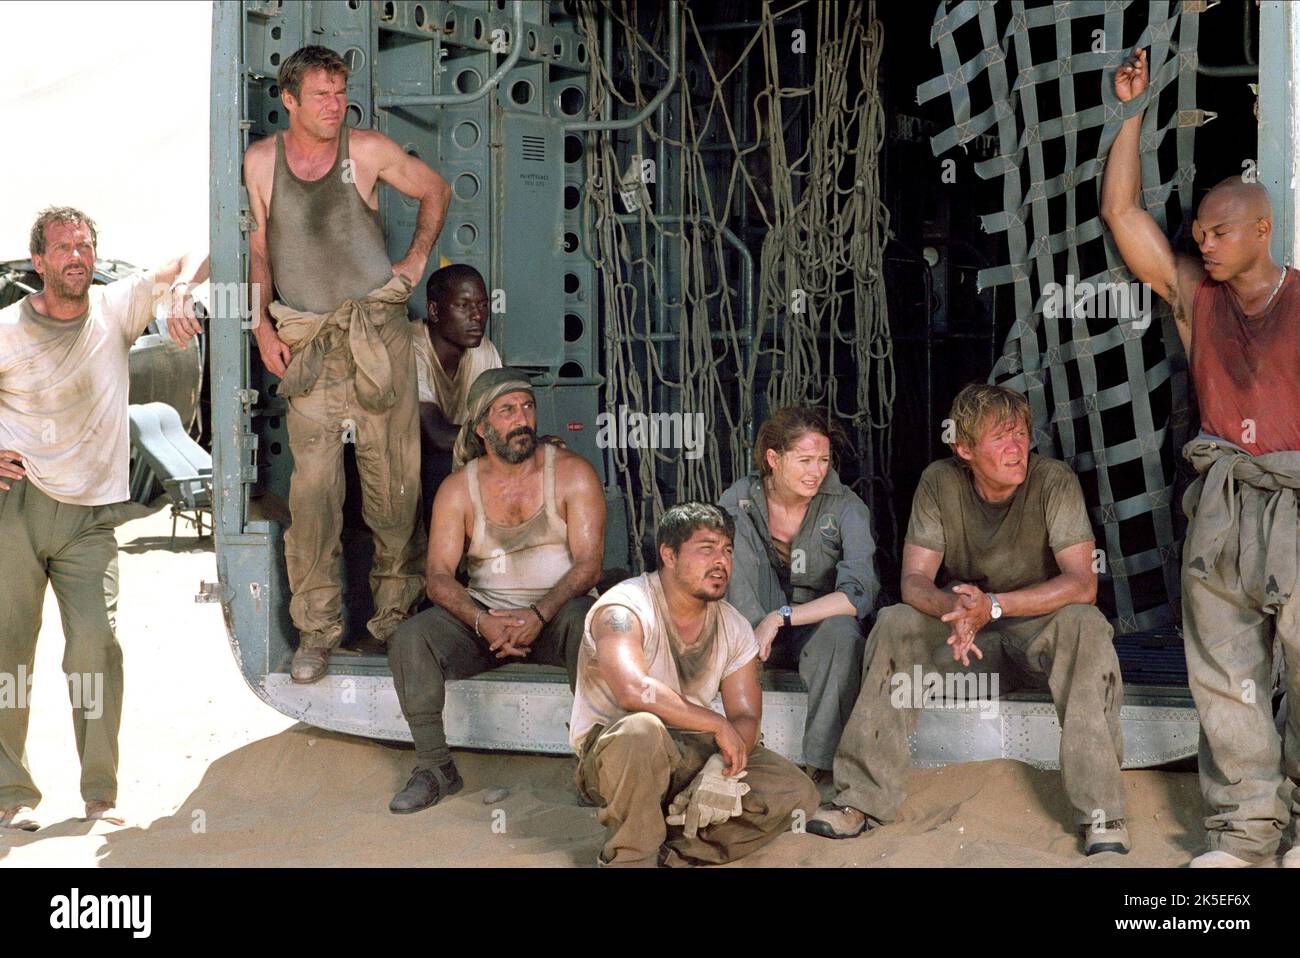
270, 274, 414, 414
276, 277, 423, 650
1191, 269, 1300, 456
267, 125, 394, 316
832, 602, 1125, 825
389, 595, 593, 769
575, 713, 818, 866
0, 276, 163, 506
906, 455, 1095, 594
719, 472, 877, 768
569, 572, 759, 751
0, 479, 124, 808
719, 471, 879, 620
410, 324, 502, 423
464, 443, 575, 608
1180, 435, 1300, 860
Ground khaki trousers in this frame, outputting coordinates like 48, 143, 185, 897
283, 317, 423, 650
575, 712, 819, 867
832, 602, 1125, 826
1183, 533, 1300, 861
0, 479, 123, 807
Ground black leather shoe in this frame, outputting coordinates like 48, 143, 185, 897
389, 762, 463, 814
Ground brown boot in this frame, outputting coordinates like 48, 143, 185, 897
806, 804, 872, 839
291, 645, 331, 683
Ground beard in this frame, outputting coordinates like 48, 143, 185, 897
45, 267, 92, 302
484, 422, 538, 464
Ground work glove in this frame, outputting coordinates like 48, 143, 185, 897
665, 753, 750, 837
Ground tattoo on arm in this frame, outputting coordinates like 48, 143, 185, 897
602, 607, 635, 634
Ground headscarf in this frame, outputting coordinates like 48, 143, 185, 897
453, 367, 535, 466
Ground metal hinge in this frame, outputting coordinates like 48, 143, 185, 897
239, 211, 258, 233
195, 580, 232, 604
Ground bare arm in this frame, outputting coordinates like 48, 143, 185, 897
899, 543, 963, 620
366, 132, 452, 285
944, 541, 1099, 664
1099, 48, 1198, 350
719, 658, 762, 755
592, 605, 749, 773
419, 401, 460, 451
243, 142, 293, 376
424, 473, 528, 657
535, 453, 605, 622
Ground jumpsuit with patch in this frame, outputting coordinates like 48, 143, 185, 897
718, 471, 878, 770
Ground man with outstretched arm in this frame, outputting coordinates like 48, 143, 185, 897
0, 206, 207, 830
1103, 48, 1300, 868
242, 44, 452, 681
387, 368, 604, 813
572, 502, 819, 867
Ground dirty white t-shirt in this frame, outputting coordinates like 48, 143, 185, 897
410, 320, 502, 424
569, 571, 760, 752
0, 275, 162, 506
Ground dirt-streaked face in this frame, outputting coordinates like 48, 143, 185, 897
283, 68, 347, 139
33, 220, 95, 302
478, 390, 538, 464
661, 527, 734, 601
956, 414, 1030, 497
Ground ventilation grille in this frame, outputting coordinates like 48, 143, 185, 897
521, 135, 546, 161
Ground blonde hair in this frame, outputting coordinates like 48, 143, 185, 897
948, 383, 1031, 457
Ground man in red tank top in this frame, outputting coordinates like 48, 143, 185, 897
1103, 49, 1300, 868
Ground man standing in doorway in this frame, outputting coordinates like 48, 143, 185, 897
243, 45, 452, 683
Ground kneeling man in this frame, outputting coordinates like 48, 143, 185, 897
809, 384, 1129, 855
388, 368, 605, 812
572, 502, 818, 866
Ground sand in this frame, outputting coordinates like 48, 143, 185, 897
0, 503, 1227, 868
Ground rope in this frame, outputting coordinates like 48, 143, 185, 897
578, 0, 893, 567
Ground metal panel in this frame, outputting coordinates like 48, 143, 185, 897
261, 670, 1197, 770
1259, 1, 1296, 266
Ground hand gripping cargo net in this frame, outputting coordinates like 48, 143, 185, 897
918, 1, 1210, 634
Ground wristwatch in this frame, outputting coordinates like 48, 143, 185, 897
779, 605, 792, 629
988, 593, 1003, 620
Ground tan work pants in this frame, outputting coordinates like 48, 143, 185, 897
283, 318, 423, 649
0, 480, 123, 807
1183, 531, 1300, 861
576, 712, 819, 867
832, 602, 1126, 826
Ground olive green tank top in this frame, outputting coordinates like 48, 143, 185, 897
267, 125, 395, 314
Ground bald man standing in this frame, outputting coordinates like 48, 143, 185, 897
1103, 49, 1300, 868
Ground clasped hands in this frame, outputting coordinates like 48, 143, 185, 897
940, 584, 995, 667
480, 607, 545, 659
